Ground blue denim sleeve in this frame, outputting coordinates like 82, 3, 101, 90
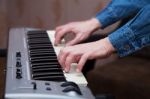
108, 5, 150, 57
96, 0, 150, 28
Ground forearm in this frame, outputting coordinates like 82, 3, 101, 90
96, 0, 150, 28
108, 5, 150, 57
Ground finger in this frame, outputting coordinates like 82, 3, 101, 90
66, 34, 81, 46
55, 26, 64, 37
58, 50, 63, 65
76, 54, 89, 72
55, 27, 72, 46
64, 54, 76, 73
58, 49, 69, 69
56, 26, 62, 31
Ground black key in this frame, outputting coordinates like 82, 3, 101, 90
33, 76, 66, 81
33, 72, 64, 78
27, 30, 66, 82
31, 62, 60, 67
32, 65, 60, 69
32, 68, 62, 73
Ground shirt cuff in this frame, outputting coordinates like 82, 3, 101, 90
96, 7, 116, 29
108, 25, 138, 57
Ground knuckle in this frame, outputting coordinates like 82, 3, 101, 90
62, 49, 69, 55
69, 52, 76, 57
56, 27, 60, 31
69, 22, 75, 25
61, 48, 67, 53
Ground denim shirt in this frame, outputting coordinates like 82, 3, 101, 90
96, 0, 150, 57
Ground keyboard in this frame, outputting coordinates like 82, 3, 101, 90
4, 28, 94, 99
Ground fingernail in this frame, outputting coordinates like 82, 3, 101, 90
65, 68, 69, 73
54, 42, 56, 45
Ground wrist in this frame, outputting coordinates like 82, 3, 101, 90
101, 37, 116, 56
87, 18, 102, 31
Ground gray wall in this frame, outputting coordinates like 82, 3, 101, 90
0, 0, 118, 48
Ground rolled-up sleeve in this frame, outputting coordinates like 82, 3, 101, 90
96, 0, 150, 28
108, 5, 150, 57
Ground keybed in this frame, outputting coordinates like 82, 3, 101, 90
27, 31, 66, 82
47, 31, 88, 86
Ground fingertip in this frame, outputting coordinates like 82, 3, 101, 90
77, 54, 89, 73
77, 64, 83, 73
64, 63, 71, 73
54, 43, 57, 46
61, 65, 65, 71
55, 38, 61, 46
65, 68, 69, 73
54, 40, 58, 46
76, 68, 81, 73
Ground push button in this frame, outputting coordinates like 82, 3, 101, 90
62, 86, 82, 95
31, 82, 37, 90
45, 82, 50, 85
16, 67, 22, 79
16, 52, 21, 57
16, 61, 22, 67
46, 87, 51, 91
16, 72, 22, 79
61, 82, 79, 89
61, 82, 82, 95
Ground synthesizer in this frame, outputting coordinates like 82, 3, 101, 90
4, 28, 95, 99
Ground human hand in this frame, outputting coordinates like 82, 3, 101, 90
58, 37, 115, 73
54, 18, 101, 46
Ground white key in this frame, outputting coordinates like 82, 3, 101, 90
47, 30, 88, 86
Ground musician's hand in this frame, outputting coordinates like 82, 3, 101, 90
58, 37, 116, 72
54, 18, 101, 46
